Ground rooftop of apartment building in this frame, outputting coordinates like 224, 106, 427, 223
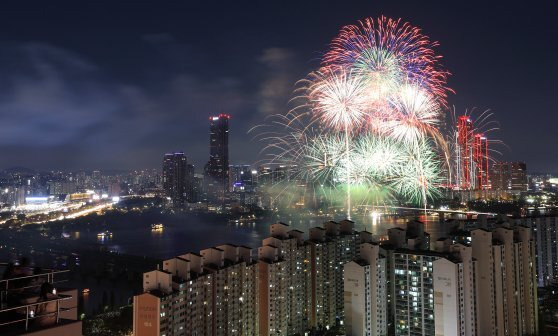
0, 262, 81, 336
384, 246, 447, 258
352, 254, 386, 267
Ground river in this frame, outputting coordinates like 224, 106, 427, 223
0, 199, 450, 314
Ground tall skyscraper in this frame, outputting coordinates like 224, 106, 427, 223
455, 116, 491, 191
490, 161, 528, 191
162, 152, 187, 206
457, 116, 473, 189
473, 133, 489, 189
228, 164, 253, 192
205, 114, 230, 200
186, 163, 195, 202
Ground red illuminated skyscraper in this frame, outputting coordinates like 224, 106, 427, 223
456, 116, 490, 190
473, 134, 489, 189
457, 116, 472, 189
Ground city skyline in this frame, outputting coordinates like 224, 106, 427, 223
1, 4, 557, 335
0, 2, 557, 172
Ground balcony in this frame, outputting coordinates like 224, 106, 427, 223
0, 263, 81, 336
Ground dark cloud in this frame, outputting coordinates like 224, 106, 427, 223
257, 47, 299, 118
0, 43, 119, 147
0, 1, 557, 172
0, 41, 297, 170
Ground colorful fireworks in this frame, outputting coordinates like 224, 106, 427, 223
255, 16, 452, 215
307, 68, 369, 132
324, 16, 451, 107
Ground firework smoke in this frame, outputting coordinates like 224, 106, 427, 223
254, 16, 456, 217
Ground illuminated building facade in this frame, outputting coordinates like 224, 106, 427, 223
456, 116, 490, 190
162, 152, 188, 206
471, 227, 538, 336
473, 133, 489, 189
307, 220, 359, 329
134, 246, 258, 336
391, 251, 438, 336
257, 245, 288, 336
228, 165, 252, 192
134, 220, 538, 336
263, 223, 312, 334
205, 114, 230, 200
457, 116, 473, 189
47, 180, 77, 195
490, 161, 528, 191
511, 216, 558, 286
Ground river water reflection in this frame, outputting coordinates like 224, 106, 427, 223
0, 207, 455, 314
65, 210, 450, 259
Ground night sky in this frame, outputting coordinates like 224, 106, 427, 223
0, 1, 556, 172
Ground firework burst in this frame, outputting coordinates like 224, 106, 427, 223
391, 140, 444, 205
381, 83, 443, 146
324, 16, 451, 106
307, 68, 369, 132
253, 16, 457, 215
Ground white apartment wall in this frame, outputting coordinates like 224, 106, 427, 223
433, 258, 459, 336
143, 270, 172, 293
360, 243, 387, 335
344, 243, 387, 336
162, 257, 190, 280
201, 247, 225, 267
471, 230, 496, 336
493, 228, 518, 336
373, 258, 387, 335
344, 261, 367, 336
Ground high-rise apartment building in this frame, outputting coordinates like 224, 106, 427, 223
490, 161, 528, 191
257, 245, 288, 336
205, 114, 230, 200
263, 223, 312, 334
471, 227, 538, 336
47, 180, 77, 195
308, 227, 338, 329
134, 245, 258, 336
512, 216, 558, 286
390, 250, 438, 336
325, 220, 359, 323
348, 221, 468, 336
433, 244, 478, 336
135, 218, 539, 336
307, 220, 359, 329
344, 242, 387, 336
162, 152, 188, 206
